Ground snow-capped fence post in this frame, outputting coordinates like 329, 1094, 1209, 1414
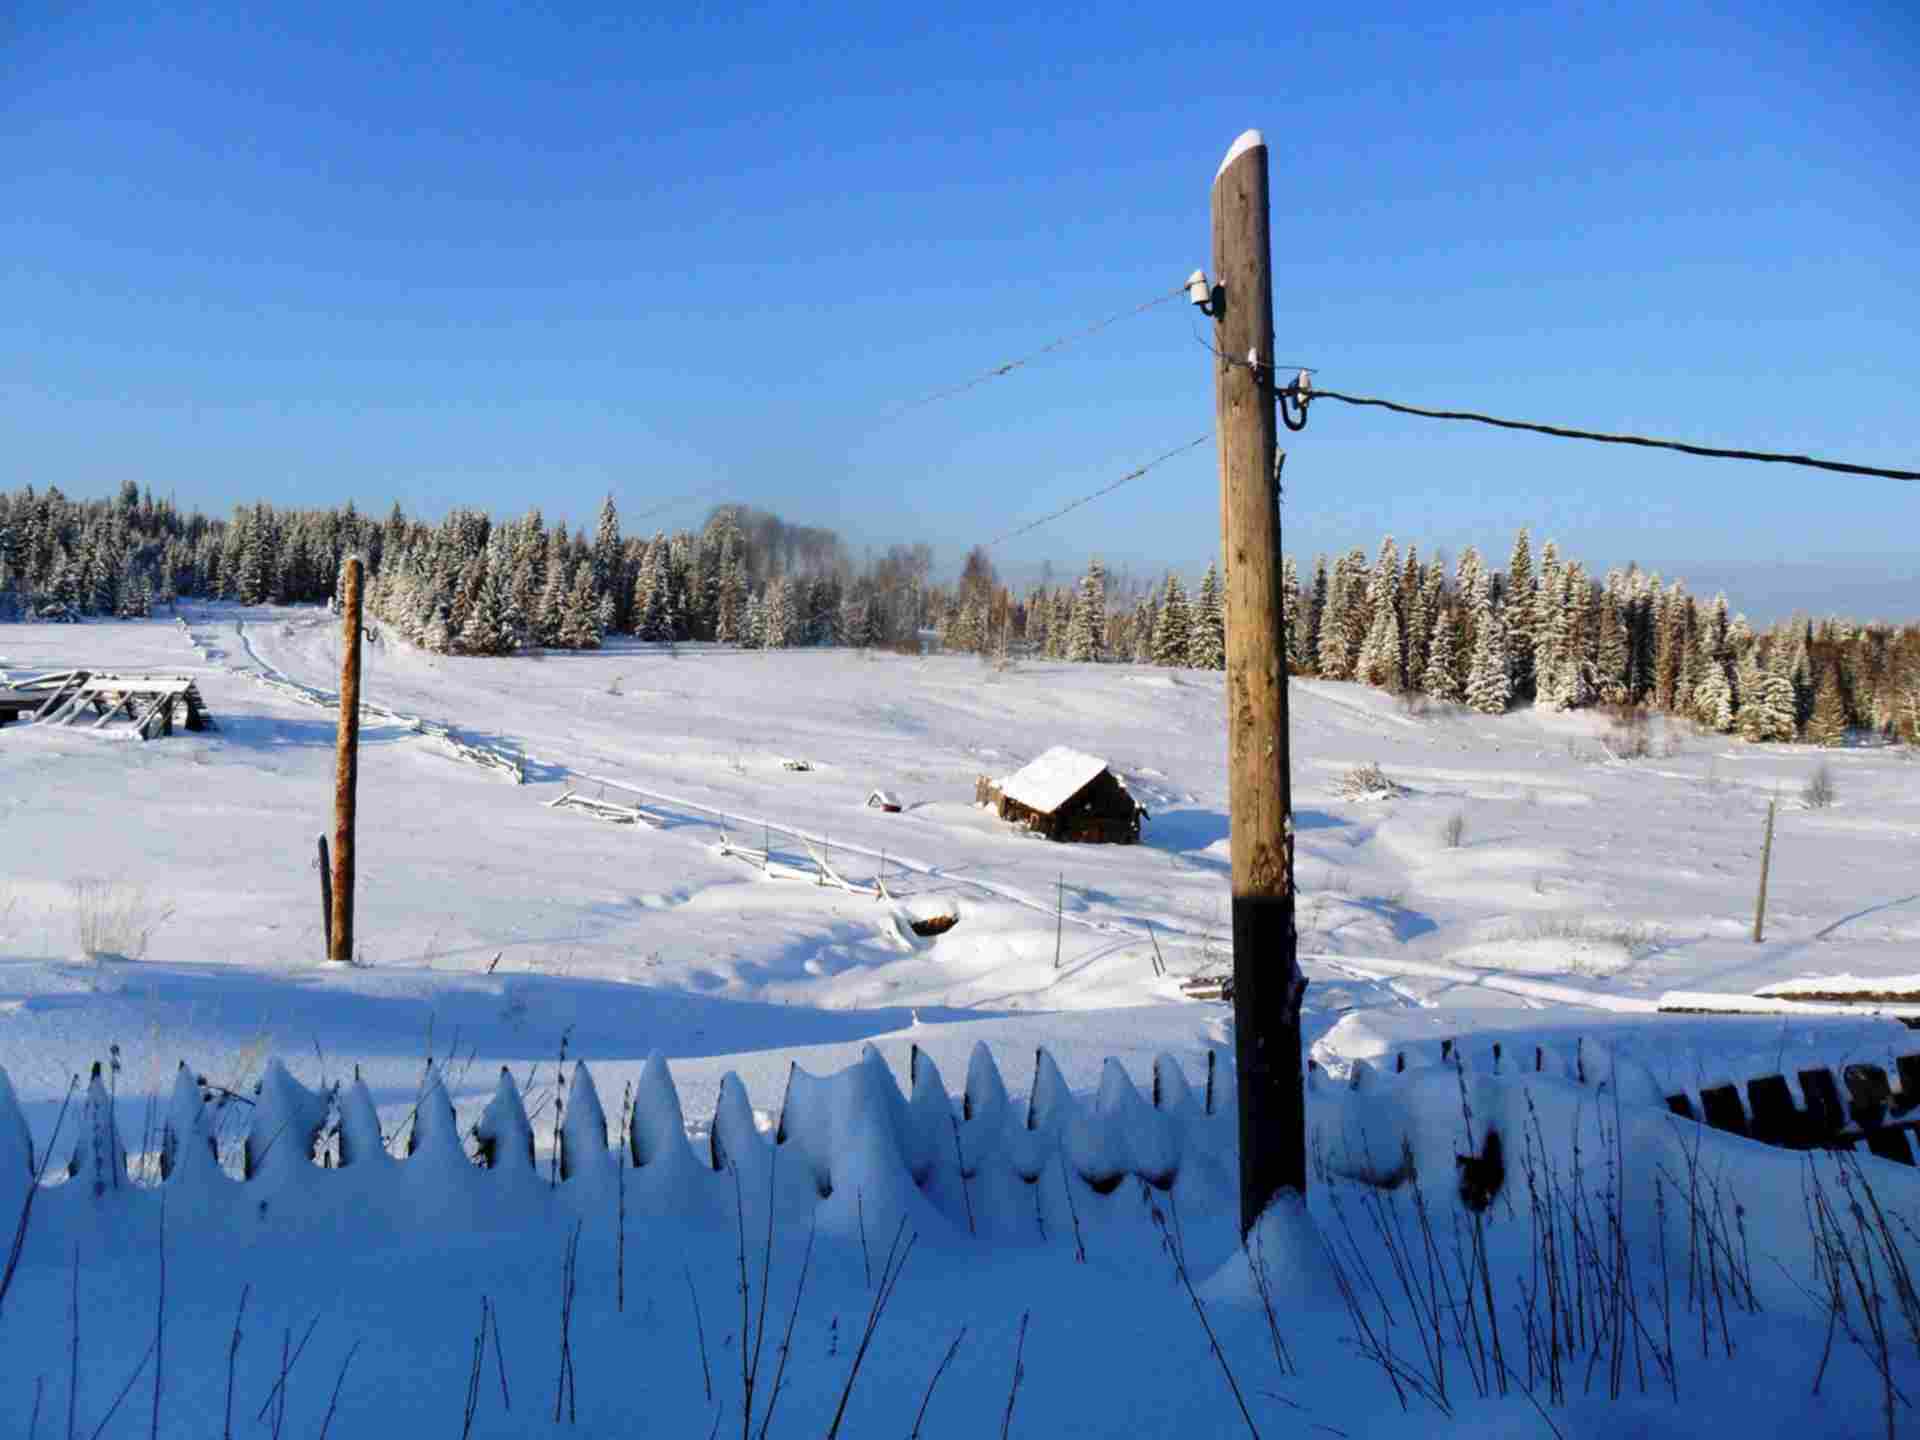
1752, 798, 1776, 942
1211, 128, 1309, 1236
329, 555, 364, 964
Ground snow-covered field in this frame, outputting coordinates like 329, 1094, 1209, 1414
2, 608, 1917, 1436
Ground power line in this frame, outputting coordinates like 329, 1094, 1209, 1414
888, 284, 1190, 421
1199, 341, 1918, 481
984, 435, 1213, 549
1295, 385, 1920, 481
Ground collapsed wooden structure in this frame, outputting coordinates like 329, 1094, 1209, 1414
546, 788, 661, 828
975, 746, 1146, 844
0, 670, 214, 739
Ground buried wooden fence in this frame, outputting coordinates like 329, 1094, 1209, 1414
1342, 1033, 1920, 1168
1666, 1054, 1920, 1164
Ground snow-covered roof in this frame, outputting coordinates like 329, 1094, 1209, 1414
996, 746, 1116, 815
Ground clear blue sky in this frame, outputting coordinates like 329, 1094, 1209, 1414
5, 1, 1915, 619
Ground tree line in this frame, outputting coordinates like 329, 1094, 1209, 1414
999, 531, 1918, 745
2, 483, 1913, 743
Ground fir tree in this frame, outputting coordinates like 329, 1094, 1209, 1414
1049, 589, 1071, 659
559, 563, 603, 649
1358, 593, 1402, 690
1807, 658, 1849, 746
1152, 573, 1191, 666
458, 557, 513, 655
1188, 563, 1226, 670
1424, 605, 1462, 703
1067, 558, 1106, 662
1306, 556, 1328, 672
1317, 554, 1353, 681
1465, 577, 1510, 715
1504, 528, 1536, 700
1695, 660, 1734, 733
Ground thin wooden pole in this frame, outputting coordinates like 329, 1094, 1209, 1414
1753, 799, 1776, 942
1054, 873, 1065, 970
329, 558, 363, 964
317, 836, 333, 957
1212, 129, 1306, 1236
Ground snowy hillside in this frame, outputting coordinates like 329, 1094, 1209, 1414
2, 608, 1917, 1436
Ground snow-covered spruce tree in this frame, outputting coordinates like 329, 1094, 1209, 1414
1067, 559, 1106, 662
1465, 579, 1510, 715
630, 541, 660, 639
1280, 554, 1300, 673
1364, 536, 1399, 677
1504, 528, 1536, 701
1733, 649, 1778, 742
558, 562, 602, 650
1694, 658, 1734, 733
1153, 573, 1191, 666
1596, 577, 1630, 704
590, 494, 623, 624
457, 558, 514, 656
1424, 605, 1462, 703
1404, 565, 1433, 691
1452, 546, 1483, 657
759, 576, 789, 649
1304, 556, 1328, 673
1807, 657, 1849, 746
1188, 563, 1226, 670
1316, 553, 1354, 680
1358, 592, 1402, 690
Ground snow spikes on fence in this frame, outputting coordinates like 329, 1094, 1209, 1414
0, 1066, 33, 1216
0, 1036, 1838, 1252
474, 1067, 535, 1175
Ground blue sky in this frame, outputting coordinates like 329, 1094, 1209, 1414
4, 1, 1915, 618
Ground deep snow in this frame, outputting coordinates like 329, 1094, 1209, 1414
3, 608, 1918, 1436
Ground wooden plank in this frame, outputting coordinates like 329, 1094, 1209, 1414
89, 692, 134, 730
1699, 1084, 1750, 1137
1799, 1068, 1849, 1138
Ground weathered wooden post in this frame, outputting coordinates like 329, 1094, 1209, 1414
329, 557, 363, 964
1212, 129, 1307, 1235
318, 835, 333, 956
1753, 798, 1776, 942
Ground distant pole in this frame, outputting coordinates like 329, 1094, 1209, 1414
1212, 129, 1307, 1237
329, 557, 364, 964
1055, 873, 1065, 970
317, 835, 333, 956
1753, 799, 1776, 942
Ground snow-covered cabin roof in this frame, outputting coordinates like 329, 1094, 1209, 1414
995, 747, 1120, 815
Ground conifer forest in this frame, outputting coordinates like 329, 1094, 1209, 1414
2, 481, 1914, 745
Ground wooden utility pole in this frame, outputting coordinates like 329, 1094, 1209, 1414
1753, 799, 1776, 942
1212, 129, 1307, 1236
329, 557, 364, 964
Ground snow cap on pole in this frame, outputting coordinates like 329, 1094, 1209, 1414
1215, 128, 1266, 182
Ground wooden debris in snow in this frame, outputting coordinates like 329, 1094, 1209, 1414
547, 789, 660, 828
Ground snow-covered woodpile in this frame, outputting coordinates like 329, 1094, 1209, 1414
975, 746, 1146, 844
5, 670, 213, 738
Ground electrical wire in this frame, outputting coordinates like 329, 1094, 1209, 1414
1199, 339, 1918, 481
983, 435, 1213, 549
1297, 386, 1920, 481
887, 285, 1191, 421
